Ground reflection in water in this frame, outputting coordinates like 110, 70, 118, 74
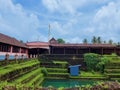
41, 79, 96, 88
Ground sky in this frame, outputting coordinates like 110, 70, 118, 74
0, 0, 120, 43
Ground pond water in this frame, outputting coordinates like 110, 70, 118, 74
41, 79, 98, 88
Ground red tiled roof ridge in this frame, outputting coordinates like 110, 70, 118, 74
26, 41, 48, 43
26, 41, 49, 47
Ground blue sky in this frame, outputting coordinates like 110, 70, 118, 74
0, 0, 120, 43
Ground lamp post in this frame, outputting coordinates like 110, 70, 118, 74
48, 24, 51, 54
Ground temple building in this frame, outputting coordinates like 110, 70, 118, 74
0, 33, 120, 60
0, 33, 28, 60
26, 41, 49, 58
49, 38, 120, 55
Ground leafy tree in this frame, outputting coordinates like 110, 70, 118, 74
83, 38, 88, 44
57, 38, 65, 44
92, 36, 97, 44
20, 40, 24, 43
97, 37, 102, 44
103, 41, 106, 44
117, 42, 120, 46
108, 39, 113, 44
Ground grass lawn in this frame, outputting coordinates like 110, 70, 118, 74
0, 59, 39, 75
53, 61, 68, 64
80, 71, 105, 77
69, 71, 107, 79
12, 68, 42, 84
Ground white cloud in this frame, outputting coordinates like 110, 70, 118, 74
92, 1, 120, 42
42, 0, 85, 14
1, 0, 120, 44
51, 21, 67, 35
50, 15, 80, 37
0, 0, 47, 42
42, 0, 112, 14
42, 0, 59, 12
65, 37, 82, 43
41, 0, 120, 43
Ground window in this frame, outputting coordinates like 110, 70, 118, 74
12, 46, 20, 53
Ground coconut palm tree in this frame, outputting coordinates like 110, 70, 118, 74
83, 38, 88, 44
92, 36, 97, 44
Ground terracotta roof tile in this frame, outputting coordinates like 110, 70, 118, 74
26, 42, 49, 49
50, 43, 116, 48
26, 42, 49, 46
0, 33, 27, 48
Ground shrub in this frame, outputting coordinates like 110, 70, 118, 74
41, 67, 48, 76
84, 53, 100, 71
84, 53, 112, 72
96, 56, 110, 72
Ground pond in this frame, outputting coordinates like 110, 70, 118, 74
41, 79, 99, 88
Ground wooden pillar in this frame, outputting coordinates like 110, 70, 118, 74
10, 46, 13, 53
89, 48, 90, 53
64, 47, 65, 55
51, 46, 52, 54
101, 48, 103, 55
0, 44, 1, 51
76, 48, 78, 54
19, 48, 21, 53
26, 49, 28, 58
49, 47, 50, 54
114, 47, 116, 54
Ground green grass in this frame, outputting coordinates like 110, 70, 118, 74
1, 56, 120, 89
80, 71, 105, 77
48, 72, 69, 75
104, 59, 120, 79
105, 65, 120, 68
12, 68, 42, 84
25, 73, 43, 86
0, 59, 39, 75
69, 71, 107, 79
53, 61, 68, 64
53, 61, 68, 68
105, 69, 120, 73
47, 68, 67, 73
106, 73, 120, 76
0, 59, 43, 88
110, 60, 120, 63
110, 78, 120, 81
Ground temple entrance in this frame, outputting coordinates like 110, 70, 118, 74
28, 48, 49, 58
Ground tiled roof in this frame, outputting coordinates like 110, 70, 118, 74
50, 43, 116, 48
0, 33, 27, 48
26, 42, 49, 49
26, 42, 49, 46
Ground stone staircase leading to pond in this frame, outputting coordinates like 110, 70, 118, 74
104, 61, 120, 81
40, 60, 69, 79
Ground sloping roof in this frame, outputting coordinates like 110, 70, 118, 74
49, 37, 58, 44
50, 43, 116, 48
0, 33, 27, 48
26, 42, 49, 46
26, 41, 49, 49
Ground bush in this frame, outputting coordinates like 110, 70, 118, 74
41, 67, 48, 76
84, 53, 112, 72
84, 53, 100, 71
96, 56, 110, 72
